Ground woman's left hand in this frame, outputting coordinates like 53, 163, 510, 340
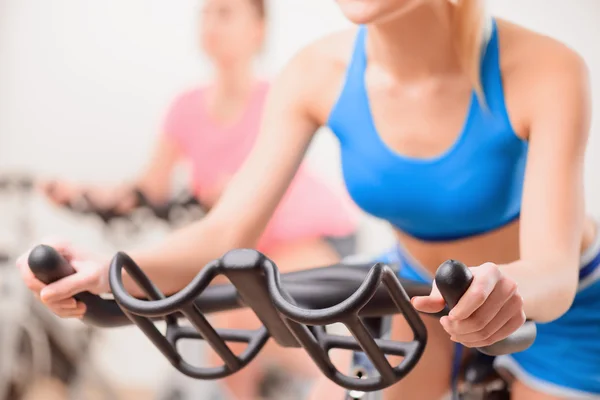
412, 263, 526, 348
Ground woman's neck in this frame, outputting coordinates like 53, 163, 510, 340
367, 2, 461, 81
213, 61, 256, 99
206, 60, 256, 125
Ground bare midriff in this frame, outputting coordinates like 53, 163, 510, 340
394, 217, 597, 274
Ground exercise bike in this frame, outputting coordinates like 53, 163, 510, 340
44, 183, 206, 246
44, 185, 320, 400
0, 173, 119, 400
0, 173, 206, 400
27, 243, 537, 400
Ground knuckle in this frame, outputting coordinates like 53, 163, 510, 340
24, 279, 36, 290
477, 325, 493, 340
504, 279, 518, 295
17, 262, 30, 277
481, 262, 500, 277
88, 272, 102, 291
470, 286, 488, 304
513, 294, 524, 309
53, 309, 66, 318
462, 322, 477, 334
57, 299, 71, 308
452, 320, 466, 333
448, 322, 460, 335
470, 315, 486, 330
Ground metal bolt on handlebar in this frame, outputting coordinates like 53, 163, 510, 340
347, 366, 369, 400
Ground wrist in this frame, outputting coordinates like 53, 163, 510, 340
94, 257, 112, 294
499, 259, 577, 322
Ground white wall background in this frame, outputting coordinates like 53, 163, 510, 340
0, 0, 599, 393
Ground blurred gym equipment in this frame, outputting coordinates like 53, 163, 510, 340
0, 172, 118, 400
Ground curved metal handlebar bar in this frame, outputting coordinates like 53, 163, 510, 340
27, 245, 537, 392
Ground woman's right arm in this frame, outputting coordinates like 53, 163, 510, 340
21, 45, 324, 305
132, 134, 182, 205
128, 49, 322, 293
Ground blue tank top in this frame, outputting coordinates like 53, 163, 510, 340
327, 20, 528, 241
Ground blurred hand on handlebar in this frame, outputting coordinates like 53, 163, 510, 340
16, 239, 110, 319
38, 179, 139, 215
412, 262, 526, 348
38, 179, 82, 206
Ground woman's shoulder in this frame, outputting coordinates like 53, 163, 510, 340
167, 86, 205, 112
299, 28, 359, 70
496, 18, 587, 78
271, 28, 361, 124
496, 18, 589, 136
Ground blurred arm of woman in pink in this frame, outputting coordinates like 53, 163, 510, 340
162, 80, 359, 260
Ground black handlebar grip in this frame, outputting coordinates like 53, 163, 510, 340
435, 260, 536, 356
28, 244, 130, 327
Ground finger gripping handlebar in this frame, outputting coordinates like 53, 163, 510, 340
435, 260, 537, 356
27, 245, 130, 327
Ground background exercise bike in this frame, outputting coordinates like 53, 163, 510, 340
27, 241, 537, 400
0, 172, 206, 400
0, 173, 119, 400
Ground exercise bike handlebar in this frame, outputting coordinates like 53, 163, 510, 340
0, 173, 204, 227
27, 246, 130, 328
26, 245, 433, 326
27, 245, 536, 391
44, 182, 204, 226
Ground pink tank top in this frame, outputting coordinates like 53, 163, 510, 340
163, 81, 359, 251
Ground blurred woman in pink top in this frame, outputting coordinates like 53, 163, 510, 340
163, 81, 358, 254
42, 0, 359, 398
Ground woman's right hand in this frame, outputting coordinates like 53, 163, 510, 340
16, 239, 111, 319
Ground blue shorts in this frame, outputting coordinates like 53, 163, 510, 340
374, 239, 600, 398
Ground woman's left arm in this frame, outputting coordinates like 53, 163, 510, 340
413, 44, 591, 347
499, 47, 591, 323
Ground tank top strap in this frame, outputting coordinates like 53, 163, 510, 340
480, 19, 508, 114
327, 26, 369, 138
345, 25, 368, 89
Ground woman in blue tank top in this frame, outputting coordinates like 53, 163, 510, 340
17, 0, 598, 399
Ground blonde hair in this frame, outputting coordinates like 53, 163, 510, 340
249, 0, 266, 19
451, 0, 488, 103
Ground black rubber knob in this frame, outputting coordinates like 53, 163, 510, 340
28, 245, 78, 285
434, 259, 473, 310
28, 244, 129, 327
434, 259, 536, 356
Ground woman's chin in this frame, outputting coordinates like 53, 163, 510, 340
336, 0, 425, 25
336, 0, 382, 25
